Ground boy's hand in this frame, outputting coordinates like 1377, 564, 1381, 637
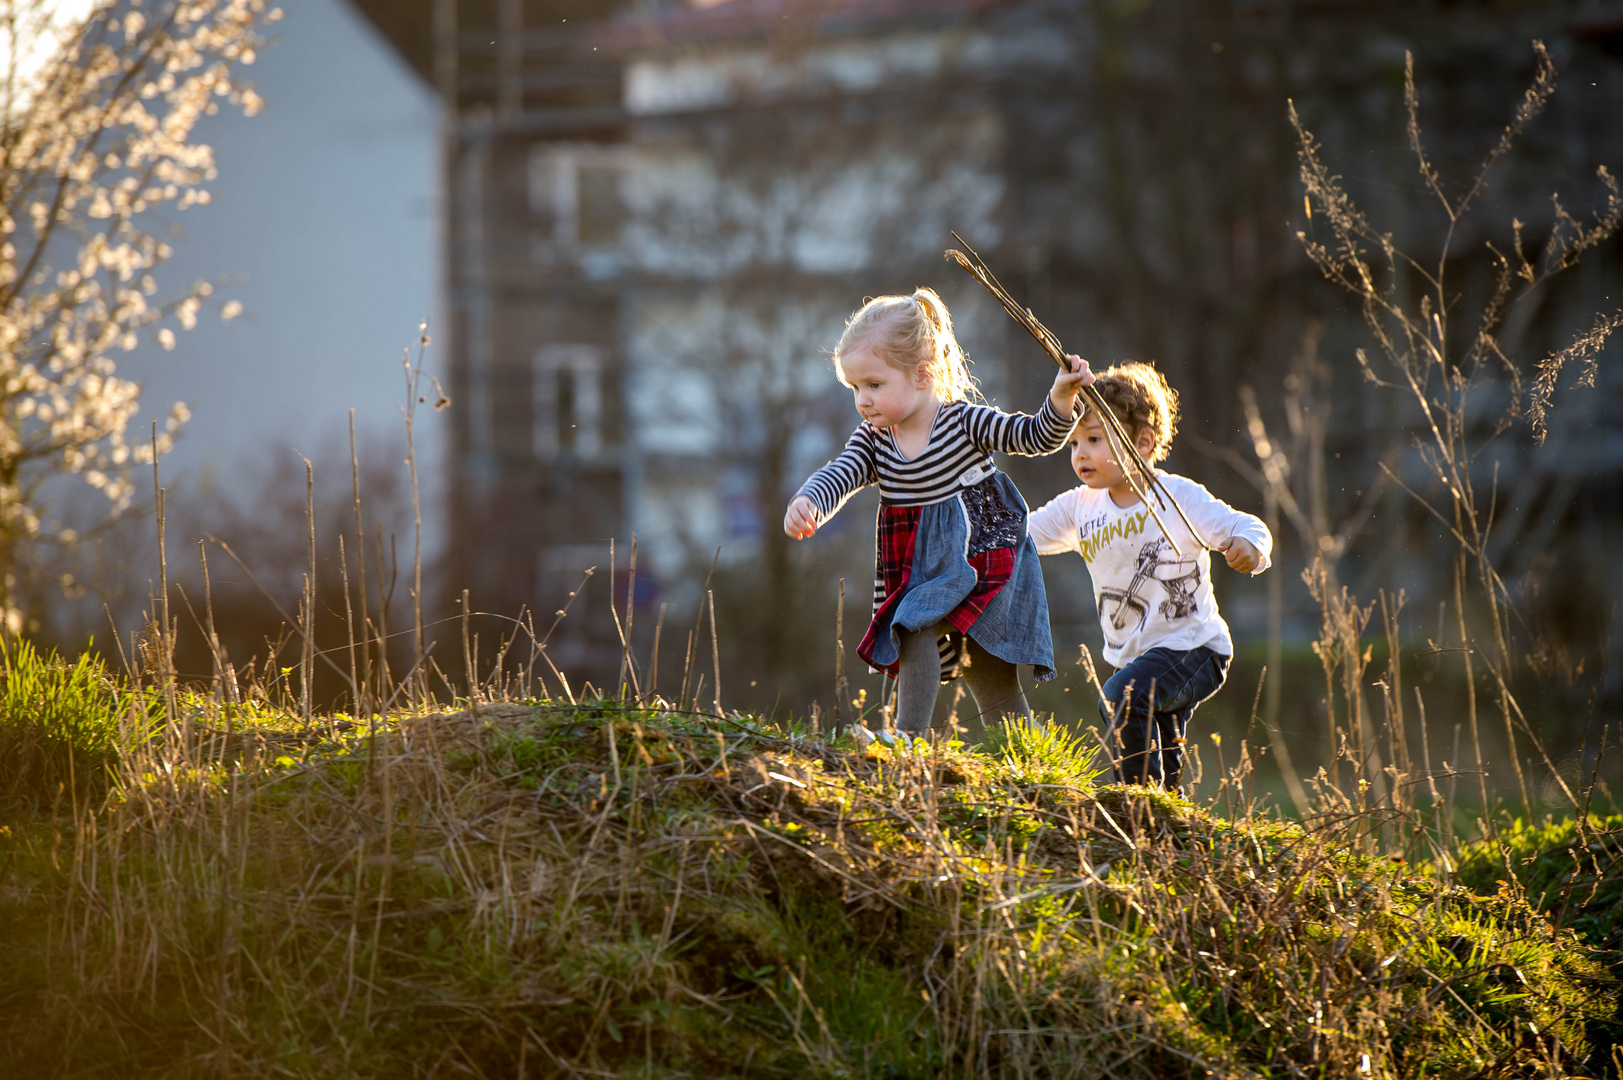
1219, 537, 1262, 573
784, 496, 819, 539
1049, 354, 1095, 417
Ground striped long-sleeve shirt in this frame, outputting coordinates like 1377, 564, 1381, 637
795, 396, 1074, 522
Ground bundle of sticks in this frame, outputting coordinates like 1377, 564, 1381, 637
944, 231, 1208, 557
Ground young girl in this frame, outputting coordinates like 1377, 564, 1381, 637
1027, 362, 1272, 790
784, 288, 1093, 738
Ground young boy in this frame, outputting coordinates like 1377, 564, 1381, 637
1027, 362, 1272, 790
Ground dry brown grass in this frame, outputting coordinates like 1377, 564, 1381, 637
0, 691, 1614, 1078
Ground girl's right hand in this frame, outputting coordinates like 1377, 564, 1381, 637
784, 496, 819, 539
1049, 354, 1095, 417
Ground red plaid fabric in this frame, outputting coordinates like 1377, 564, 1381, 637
951, 546, 1016, 632
871, 505, 921, 606
857, 505, 1017, 678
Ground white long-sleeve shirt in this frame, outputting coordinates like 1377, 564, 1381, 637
1027, 472, 1272, 666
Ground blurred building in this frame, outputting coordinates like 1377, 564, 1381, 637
348, 0, 1623, 705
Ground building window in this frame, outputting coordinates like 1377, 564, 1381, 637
577, 165, 623, 245
530, 146, 626, 247
534, 344, 608, 458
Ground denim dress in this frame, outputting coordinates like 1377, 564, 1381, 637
858, 469, 1057, 685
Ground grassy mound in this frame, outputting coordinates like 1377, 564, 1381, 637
0, 697, 1615, 1078
1456, 813, 1623, 1066
1457, 814, 1623, 953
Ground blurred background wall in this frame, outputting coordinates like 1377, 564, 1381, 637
333, 0, 1622, 751
51, 0, 1622, 799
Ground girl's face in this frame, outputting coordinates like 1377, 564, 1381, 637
838, 344, 934, 430
1068, 412, 1156, 502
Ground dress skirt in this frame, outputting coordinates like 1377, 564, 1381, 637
857, 471, 1056, 684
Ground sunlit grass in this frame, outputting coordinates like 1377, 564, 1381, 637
0, 637, 163, 806
0, 662, 1614, 1078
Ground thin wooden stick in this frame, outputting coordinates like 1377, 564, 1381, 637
151, 425, 170, 685
401, 332, 428, 705
708, 590, 721, 717
606, 538, 641, 701
610, 538, 620, 692
304, 458, 316, 728
340, 535, 358, 712
682, 548, 720, 711
679, 628, 695, 711
833, 578, 847, 736
649, 602, 666, 704
461, 587, 474, 703
349, 410, 371, 712
945, 232, 1209, 554
198, 540, 237, 705
152, 425, 177, 737
626, 534, 637, 666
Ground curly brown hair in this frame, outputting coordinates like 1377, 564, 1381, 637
1079, 361, 1180, 465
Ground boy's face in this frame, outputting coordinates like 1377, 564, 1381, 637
1068, 413, 1156, 499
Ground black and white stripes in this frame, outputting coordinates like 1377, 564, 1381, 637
795, 396, 1073, 521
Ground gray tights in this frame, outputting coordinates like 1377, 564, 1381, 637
894, 623, 1031, 736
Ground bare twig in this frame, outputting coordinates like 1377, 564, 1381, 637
945, 232, 1206, 554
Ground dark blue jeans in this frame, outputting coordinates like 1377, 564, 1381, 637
1097, 645, 1230, 790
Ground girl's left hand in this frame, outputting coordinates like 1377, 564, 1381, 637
1219, 537, 1262, 573
1049, 354, 1095, 417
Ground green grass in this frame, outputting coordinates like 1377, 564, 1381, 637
1456, 814, 1623, 952
0, 656, 1617, 1077
1455, 813, 1623, 1066
0, 637, 163, 807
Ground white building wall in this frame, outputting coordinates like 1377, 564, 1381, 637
118, 0, 441, 527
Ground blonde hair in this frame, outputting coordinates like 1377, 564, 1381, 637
834, 287, 980, 403
1079, 362, 1180, 465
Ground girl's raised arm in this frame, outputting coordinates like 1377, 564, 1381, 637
963, 396, 1074, 457
964, 355, 1091, 456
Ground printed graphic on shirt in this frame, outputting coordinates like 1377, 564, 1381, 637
1158, 555, 1201, 621
1096, 538, 1203, 639
1077, 508, 1151, 563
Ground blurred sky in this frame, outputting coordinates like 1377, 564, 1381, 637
119, 0, 442, 532
1, 0, 99, 92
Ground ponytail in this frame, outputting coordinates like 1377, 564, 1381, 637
834, 286, 980, 403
